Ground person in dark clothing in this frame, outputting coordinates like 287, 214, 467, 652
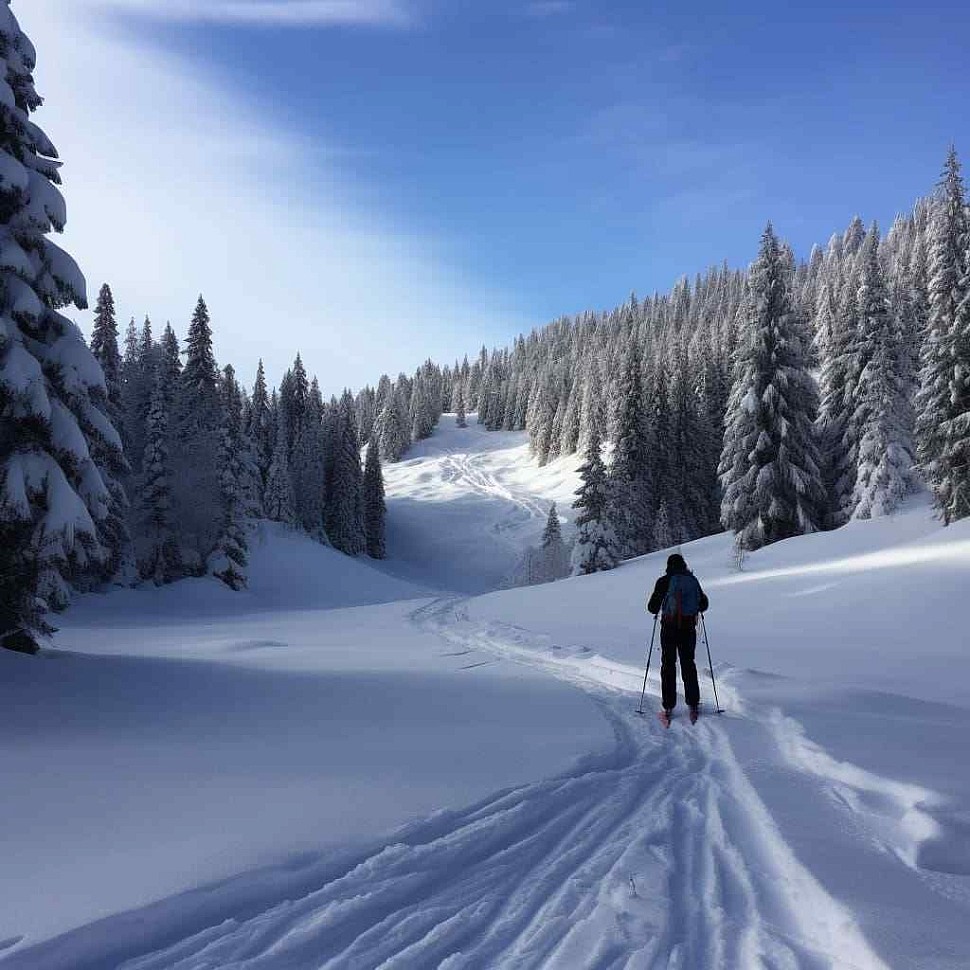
647, 553, 709, 723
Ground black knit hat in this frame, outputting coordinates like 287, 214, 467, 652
666, 553, 687, 573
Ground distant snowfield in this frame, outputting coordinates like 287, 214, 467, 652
380, 418, 583, 592
3, 416, 969, 968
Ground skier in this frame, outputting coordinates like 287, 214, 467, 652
647, 553, 709, 726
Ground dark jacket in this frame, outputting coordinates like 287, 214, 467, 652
647, 567, 709, 618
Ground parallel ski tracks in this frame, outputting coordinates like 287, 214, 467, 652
112, 597, 888, 970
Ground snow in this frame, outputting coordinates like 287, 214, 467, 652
0, 520, 610, 957
380, 416, 583, 593
3, 416, 970, 968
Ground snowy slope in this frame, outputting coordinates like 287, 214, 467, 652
380, 415, 583, 592
0, 521, 611, 958
4, 416, 970, 969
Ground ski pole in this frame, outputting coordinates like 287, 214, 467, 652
700, 612, 725, 714
636, 611, 660, 715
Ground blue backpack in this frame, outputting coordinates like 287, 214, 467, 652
663, 573, 701, 622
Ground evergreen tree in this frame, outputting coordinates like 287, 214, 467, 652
851, 228, 917, 518
157, 323, 182, 394
137, 373, 180, 583
916, 148, 970, 523
540, 502, 568, 580
0, 5, 118, 651
608, 336, 653, 558
719, 224, 825, 550
571, 428, 618, 574
291, 411, 327, 538
410, 374, 435, 442
86, 282, 130, 583
173, 295, 221, 563
559, 378, 581, 456
209, 365, 248, 590
576, 369, 601, 455
264, 410, 295, 525
279, 353, 309, 456
326, 392, 365, 554
456, 388, 467, 428
363, 438, 387, 559
122, 316, 155, 479
374, 386, 410, 462
90, 284, 122, 414
246, 359, 272, 492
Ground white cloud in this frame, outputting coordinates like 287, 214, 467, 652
86, 0, 413, 27
19, 0, 523, 393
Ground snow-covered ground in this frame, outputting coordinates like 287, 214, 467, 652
3, 416, 969, 968
380, 419, 583, 592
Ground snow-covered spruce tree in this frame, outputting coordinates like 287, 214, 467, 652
172, 295, 221, 565
246, 358, 272, 494
571, 427, 618, 575
121, 316, 155, 480
325, 391, 365, 555
410, 375, 434, 442
0, 4, 124, 651
851, 226, 917, 518
356, 384, 376, 446
157, 322, 181, 393
374, 386, 409, 462
608, 336, 653, 558
208, 365, 247, 590
456, 388, 467, 428
291, 392, 327, 538
90, 284, 121, 414
85, 281, 130, 582
137, 371, 181, 583
540, 502, 568, 581
916, 148, 970, 524
558, 377, 580, 457
363, 437, 386, 559
264, 408, 295, 525
279, 352, 308, 457
527, 368, 557, 466
719, 224, 825, 551
576, 368, 601, 455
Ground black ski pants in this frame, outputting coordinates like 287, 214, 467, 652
660, 619, 700, 711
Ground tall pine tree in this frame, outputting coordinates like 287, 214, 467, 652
719, 224, 825, 550
916, 148, 970, 523
363, 437, 387, 559
0, 4, 119, 651
571, 428, 618, 575
851, 226, 917, 518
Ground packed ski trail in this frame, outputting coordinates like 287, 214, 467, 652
70, 598, 889, 970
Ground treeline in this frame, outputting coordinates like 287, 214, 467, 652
442, 150, 970, 574
88, 289, 391, 588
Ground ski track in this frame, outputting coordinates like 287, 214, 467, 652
103, 597, 904, 970
438, 453, 549, 537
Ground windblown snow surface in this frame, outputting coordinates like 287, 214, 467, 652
2, 415, 969, 969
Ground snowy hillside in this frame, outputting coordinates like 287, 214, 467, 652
380, 415, 584, 592
3, 417, 970, 969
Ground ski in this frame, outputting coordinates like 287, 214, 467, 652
658, 709, 672, 729
689, 706, 700, 725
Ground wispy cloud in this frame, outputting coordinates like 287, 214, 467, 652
22, 0, 523, 392
87, 0, 413, 27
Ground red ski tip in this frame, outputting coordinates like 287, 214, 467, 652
658, 710, 671, 728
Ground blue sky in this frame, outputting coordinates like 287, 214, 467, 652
24, 0, 970, 392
